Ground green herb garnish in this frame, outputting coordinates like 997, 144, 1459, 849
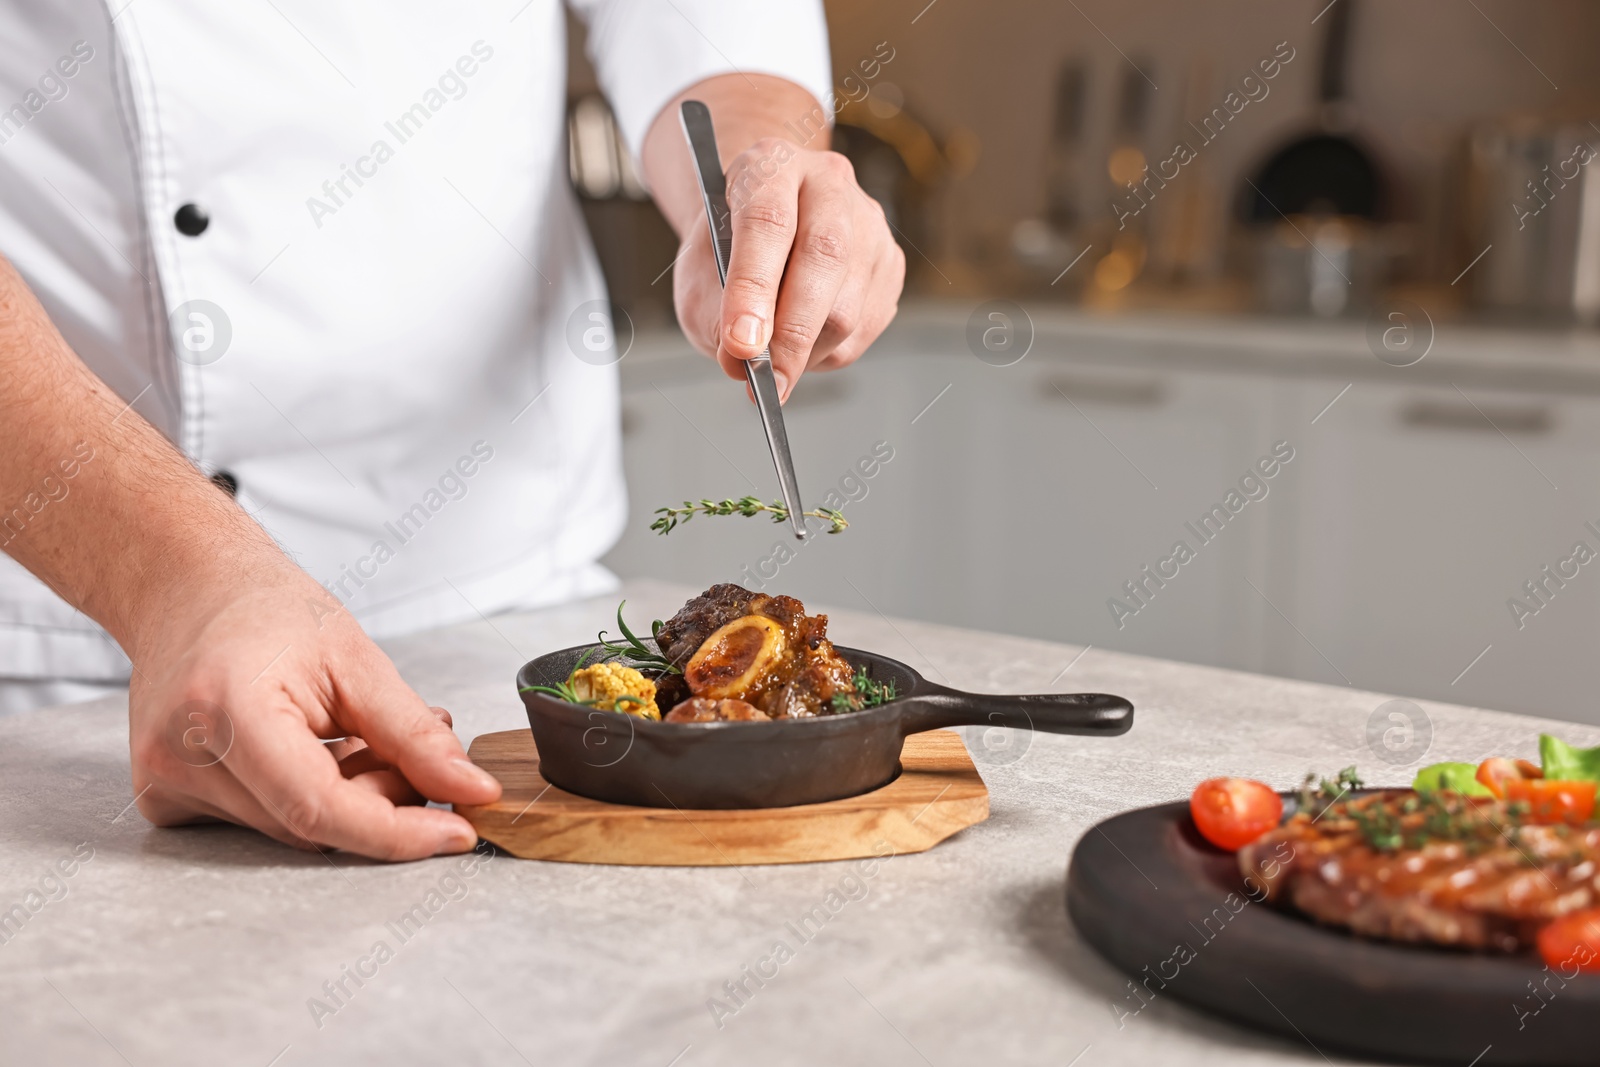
1348, 800, 1405, 852
651, 497, 848, 536
596, 600, 682, 675
520, 646, 597, 703
1297, 765, 1364, 821
518, 646, 651, 711
829, 666, 897, 713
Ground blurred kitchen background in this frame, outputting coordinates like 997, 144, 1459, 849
566, 0, 1600, 725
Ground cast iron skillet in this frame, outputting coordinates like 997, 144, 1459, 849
517, 642, 1133, 809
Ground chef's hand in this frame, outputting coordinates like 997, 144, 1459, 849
127, 569, 500, 860
0, 252, 499, 862
643, 75, 906, 402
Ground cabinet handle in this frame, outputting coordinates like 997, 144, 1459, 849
1038, 373, 1167, 407
1400, 400, 1552, 435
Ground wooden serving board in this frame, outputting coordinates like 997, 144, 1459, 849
455, 728, 988, 866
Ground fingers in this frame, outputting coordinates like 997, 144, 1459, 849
140, 768, 326, 852
337, 746, 429, 805
328, 657, 500, 807
143, 700, 472, 858
326, 706, 447, 768
765, 166, 855, 395
229, 714, 478, 860
709, 149, 898, 400
799, 260, 867, 369
674, 225, 724, 360
810, 241, 905, 372
325, 735, 366, 762
343, 768, 427, 807
333, 743, 382, 778
124, 581, 497, 861
718, 139, 801, 367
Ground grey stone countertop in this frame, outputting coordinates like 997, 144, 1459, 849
1, 578, 1593, 1067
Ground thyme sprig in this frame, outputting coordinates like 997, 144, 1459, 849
651, 496, 848, 536
1412, 787, 1531, 853
1348, 800, 1405, 852
829, 666, 898, 713
1297, 766, 1364, 821
1309, 777, 1536, 854
596, 601, 681, 675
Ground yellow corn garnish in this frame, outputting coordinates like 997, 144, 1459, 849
569, 662, 660, 720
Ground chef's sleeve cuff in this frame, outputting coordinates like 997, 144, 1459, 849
570, 0, 833, 173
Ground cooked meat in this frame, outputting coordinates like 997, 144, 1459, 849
656, 584, 855, 718
686, 615, 789, 699
664, 697, 770, 723
652, 672, 691, 713
764, 646, 857, 720
1239, 790, 1600, 952
654, 584, 761, 667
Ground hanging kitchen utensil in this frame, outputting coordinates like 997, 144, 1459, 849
1240, 0, 1391, 315
1241, 0, 1383, 222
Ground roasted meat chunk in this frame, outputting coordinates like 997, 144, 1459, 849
664, 697, 770, 723
656, 584, 855, 718
1239, 790, 1600, 952
654, 584, 761, 667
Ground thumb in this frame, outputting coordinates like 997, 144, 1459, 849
334, 660, 501, 805
719, 289, 772, 364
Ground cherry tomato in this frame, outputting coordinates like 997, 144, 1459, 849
1476, 757, 1542, 799
1504, 778, 1597, 824
1538, 909, 1600, 973
1190, 778, 1284, 851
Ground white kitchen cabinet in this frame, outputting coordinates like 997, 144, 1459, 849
961, 347, 1301, 671
604, 317, 1600, 726
1273, 378, 1600, 721
605, 340, 1301, 678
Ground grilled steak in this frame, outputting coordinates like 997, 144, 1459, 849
1239, 790, 1600, 952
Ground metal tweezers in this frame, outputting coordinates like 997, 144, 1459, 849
679, 100, 807, 540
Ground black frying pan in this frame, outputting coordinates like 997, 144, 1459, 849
516, 642, 1133, 809
1241, 0, 1383, 223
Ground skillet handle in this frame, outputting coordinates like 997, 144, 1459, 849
898, 686, 1133, 738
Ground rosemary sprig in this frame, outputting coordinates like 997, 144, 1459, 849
522, 685, 649, 711
596, 600, 681, 675
651, 496, 848, 536
521, 648, 597, 703
829, 666, 898, 713
518, 646, 651, 710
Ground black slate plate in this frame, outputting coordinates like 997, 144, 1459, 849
1066, 798, 1600, 1066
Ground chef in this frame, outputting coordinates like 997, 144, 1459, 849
0, 2, 903, 858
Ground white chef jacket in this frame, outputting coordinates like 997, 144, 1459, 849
0, 1, 831, 684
